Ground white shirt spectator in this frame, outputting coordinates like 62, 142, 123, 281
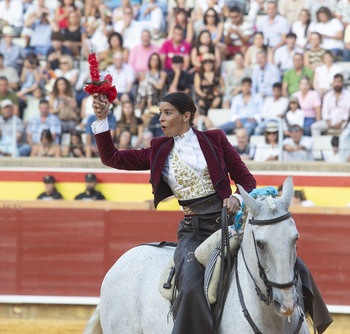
258, 14, 290, 48
285, 108, 304, 128
0, 0, 23, 27
305, 0, 337, 22
106, 63, 135, 94
261, 96, 289, 120
283, 136, 314, 161
274, 45, 304, 72
314, 63, 343, 90
254, 143, 280, 162
197, 0, 225, 14
292, 20, 316, 49
311, 19, 344, 51
114, 20, 143, 50
322, 89, 350, 125
223, 16, 254, 47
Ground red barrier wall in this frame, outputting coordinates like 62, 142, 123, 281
0, 207, 349, 305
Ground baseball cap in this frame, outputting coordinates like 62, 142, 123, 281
289, 96, 298, 104
264, 122, 278, 133
43, 175, 55, 183
1, 99, 13, 108
85, 173, 97, 182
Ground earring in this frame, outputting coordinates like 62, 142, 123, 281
184, 120, 187, 123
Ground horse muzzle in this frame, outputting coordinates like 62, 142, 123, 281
273, 287, 297, 317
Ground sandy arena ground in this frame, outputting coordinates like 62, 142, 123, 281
0, 315, 349, 334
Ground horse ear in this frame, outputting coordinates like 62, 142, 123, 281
237, 184, 260, 217
280, 176, 294, 210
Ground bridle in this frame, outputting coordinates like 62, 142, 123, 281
234, 211, 304, 334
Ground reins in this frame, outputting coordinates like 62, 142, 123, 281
233, 211, 304, 334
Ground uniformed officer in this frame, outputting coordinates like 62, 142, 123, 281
37, 175, 63, 200
74, 173, 105, 200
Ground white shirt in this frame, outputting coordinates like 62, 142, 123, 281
292, 20, 315, 48
114, 20, 143, 49
106, 63, 135, 94
274, 45, 304, 72
315, 64, 343, 90
0, 0, 23, 27
311, 19, 344, 51
262, 96, 289, 120
91, 123, 242, 204
254, 143, 279, 162
285, 108, 304, 128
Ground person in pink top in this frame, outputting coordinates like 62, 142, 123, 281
292, 76, 321, 136
159, 25, 191, 71
128, 29, 160, 79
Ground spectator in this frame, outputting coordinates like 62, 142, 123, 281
335, 0, 350, 27
274, 32, 304, 73
0, 99, 31, 156
0, 26, 25, 70
311, 74, 350, 137
311, 7, 344, 58
190, 30, 221, 72
251, 50, 281, 97
0, 0, 23, 34
283, 124, 314, 161
343, 24, 350, 61
114, 5, 143, 50
62, 129, 87, 157
306, 0, 337, 23
279, 0, 306, 26
200, 8, 226, 59
148, 112, 163, 138
24, 5, 60, 56
339, 121, 350, 162
49, 77, 78, 133
166, 55, 191, 94
322, 136, 341, 162
37, 175, 63, 200
292, 9, 315, 50
304, 32, 326, 70
223, 51, 251, 109
128, 30, 160, 77
136, 52, 166, 111
30, 128, 61, 157
0, 128, 12, 156
139, 130, 153, 148
248, 0, 268, 26
78, 94, 94, 132
62, 9, 82, 57
291, 189, 315, 207
254, 121, 279, 162
82, 16, 108, 59
26, 99, 62, 146
0, 76, 19, 116
55, 0, 81, 30
99, 32, 128, 71
159, 24, 191, 71
54, 55, 78, 88
194, 53, 224, 115
313, 50, 343, 99
117, 128, 132, 150
234, 127, 255, 161
137, 0, 165, 39
257, 1, 290, 53
254, 82, 288, 135
166, 0, 194, 27
46, 31, 73, 71
74, 173, 105, 200
85, 107, 117, 157
244, 32, 271, 69
112, 0, 139, 23
17, 53, 43, 99
220, 77, 263, 136
107, 51, 135, 103
167, 8, 194, 44
284, 97, 304, 136
292, 76, 321, 136
224, 6, 253, 56
282, 53, 313, 97
18, 86, 43, 126
116, 101, 144, 148
195, 0, 226, 18
193, 112, 214, 131
0, 53, 19, 90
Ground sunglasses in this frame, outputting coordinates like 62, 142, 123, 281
206, 14, 216, 17
203, 59, 214, 64
59, 61, 68, 65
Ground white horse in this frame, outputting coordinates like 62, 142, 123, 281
84, 176, 310, 334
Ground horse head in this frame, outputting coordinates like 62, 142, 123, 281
237, 176, 299, 317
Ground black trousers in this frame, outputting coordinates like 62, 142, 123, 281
172, 212, 222, 334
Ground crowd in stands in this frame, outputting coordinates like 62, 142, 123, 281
0, 0, 349, 163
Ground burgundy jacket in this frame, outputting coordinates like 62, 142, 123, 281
95, 127, 256, 207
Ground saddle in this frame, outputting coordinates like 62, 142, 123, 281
158, 226, 242, 304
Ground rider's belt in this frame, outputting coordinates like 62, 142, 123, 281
179, 193, 223, 216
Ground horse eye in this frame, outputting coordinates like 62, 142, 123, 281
256, 240, 265, 250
